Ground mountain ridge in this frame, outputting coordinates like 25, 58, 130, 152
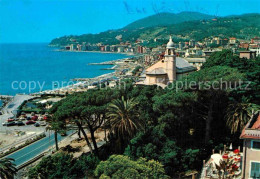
123, 11, 214, 30
50, 12, 260, 46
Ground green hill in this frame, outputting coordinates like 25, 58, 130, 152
124, 12, 214, 30
50, 13, 260, 47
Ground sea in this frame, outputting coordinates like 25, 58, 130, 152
0, 43, 130, 96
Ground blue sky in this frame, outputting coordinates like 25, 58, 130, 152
0, 0, 259, 43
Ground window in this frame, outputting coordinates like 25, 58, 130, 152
250, 162, 260, 178
252, 141, 260, 150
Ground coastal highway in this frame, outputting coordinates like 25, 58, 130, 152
4, 131, 74, 167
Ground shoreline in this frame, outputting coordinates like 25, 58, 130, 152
31, 54, 136, 95
53, 49, 134, 56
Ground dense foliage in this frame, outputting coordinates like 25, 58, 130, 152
0, 158, 17, 179
94, 155, 169, 179
124, 12, 213, 30
28, 153, 100, 179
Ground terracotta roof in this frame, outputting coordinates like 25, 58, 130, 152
252, 115, 260, 129
240, 112, 260, 139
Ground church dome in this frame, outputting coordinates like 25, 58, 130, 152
167, 36, 174, 48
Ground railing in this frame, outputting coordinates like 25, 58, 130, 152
17, 153, 45, 170
0, 133, 39, 153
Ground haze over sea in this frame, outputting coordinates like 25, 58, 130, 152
0, 43, 130, 96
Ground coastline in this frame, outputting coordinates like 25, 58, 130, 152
31, 54, 136, 95
53, 49, 134, 56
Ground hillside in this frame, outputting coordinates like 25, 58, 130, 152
124, 12, 214, 30
50, 13, 260, 46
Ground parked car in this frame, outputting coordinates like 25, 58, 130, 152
3, 121, 16, 127
2, 122, 8, 126
16, 121, 25, 126
7, 118, 15, 122
19, 117, 26, 121
26, 120, 36, 125
27, 117, 31, 120
40, 121, 47, 126
31, 116, 38, 121
34, 122, 40, 127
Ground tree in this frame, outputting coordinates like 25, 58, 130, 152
94, 155, 169, 179
202, 50, 260, 103
226, 97, 259, 134
28, 153, 74, 179
106, 96, 143, 152
50, 89, 117, 156
46, 119, 66, 151
125, 127, 181, 175
129, 85, 162, 131
71, 154, 100, 177
28, 153, 99, 179
183, 66, 245, 144
0, 158, 17, 179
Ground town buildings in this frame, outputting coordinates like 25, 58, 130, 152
239, 51, 257, 59
240, 111, 260, 179
61, 36, 260, 66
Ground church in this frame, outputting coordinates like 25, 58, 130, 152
136, 36, 197, 88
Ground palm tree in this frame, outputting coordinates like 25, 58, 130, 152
106, 96, 143, 141
0, 158, 18, 179
226, 97, 259, 134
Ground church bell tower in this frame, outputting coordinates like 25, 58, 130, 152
164, 36, 176, 82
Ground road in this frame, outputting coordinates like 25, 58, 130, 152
0, 94, 34, 124
4, 131, 74, 167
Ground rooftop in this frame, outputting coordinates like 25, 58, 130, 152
146, 67, 166, 75
176, 57, 197, 73
240, 111, 260, 140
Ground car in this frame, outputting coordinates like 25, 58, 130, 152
31, 116, 38, 121
19, 117, 26, 121
3, 121, 16, 127
40, 121, 47, 126
16, 121, 25, 126
60, 132, 67, 136
7, 118, 15, 122
38, 116, 43, 121
34, 122, 40, 127
26, 120, 36, 125
26, 117, 31, 120
2, 122, 8, 126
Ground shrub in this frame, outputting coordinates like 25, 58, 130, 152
94, 155, 169, 179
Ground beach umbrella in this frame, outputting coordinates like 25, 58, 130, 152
229, 143, 233, 150
210, 154, 223, 168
